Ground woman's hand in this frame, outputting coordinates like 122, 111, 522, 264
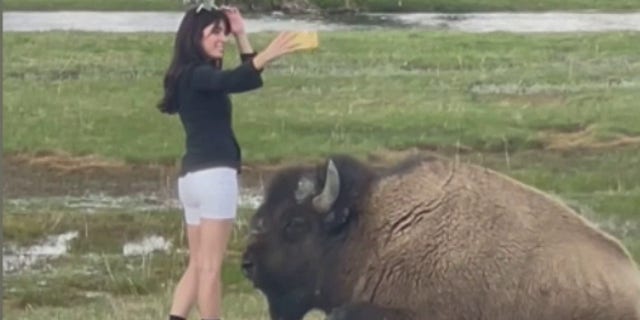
223, 6, 245, 35
252, 32, 302, 70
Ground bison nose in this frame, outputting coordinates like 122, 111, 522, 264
241, 256, 255, 279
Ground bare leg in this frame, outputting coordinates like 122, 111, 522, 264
169, 224, 201, 318
197, 218, 234, 319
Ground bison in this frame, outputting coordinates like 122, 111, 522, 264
240, 154, 640, 320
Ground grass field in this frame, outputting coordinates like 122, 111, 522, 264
3, 30, 640, 319
5, 31, 640, 163
3, 0, 640, 12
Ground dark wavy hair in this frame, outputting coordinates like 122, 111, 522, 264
157, 7, 231, 114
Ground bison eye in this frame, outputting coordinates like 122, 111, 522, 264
283, 216, 308, 240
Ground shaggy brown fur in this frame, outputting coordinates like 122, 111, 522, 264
340, 158, 640, 319
241, 154, 640, 320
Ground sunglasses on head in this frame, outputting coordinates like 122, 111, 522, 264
183, 0, 220, 13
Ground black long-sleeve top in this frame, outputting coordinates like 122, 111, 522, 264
177, 53, 263, 176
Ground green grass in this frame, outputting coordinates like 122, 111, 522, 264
3, 30, 640, 318
4, 31, 640, 164
3, 287, 326, 320
2, 209, 254, 309
2, 209, 255, 253
1, 209, 325, 319
3, 0, 640, 12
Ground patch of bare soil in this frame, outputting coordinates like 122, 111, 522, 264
493, 93, 567, 108
4, 138, 635, 199
3, 151, 176, 199
2, 149, 446, 199
2, 151, 331, 199
541, 127, 640, 151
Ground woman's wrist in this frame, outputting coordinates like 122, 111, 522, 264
233, 31, 248, 43
252, 51, 271, 71
234, 32, 254, 54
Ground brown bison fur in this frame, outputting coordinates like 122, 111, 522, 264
241, 154, 640, 320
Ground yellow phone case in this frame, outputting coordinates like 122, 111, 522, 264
293, 31, 319, 50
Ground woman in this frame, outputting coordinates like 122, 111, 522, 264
157, 5, 301, 320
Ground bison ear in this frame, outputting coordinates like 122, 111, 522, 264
295, 175, 317, 204
312, 159, 340, 213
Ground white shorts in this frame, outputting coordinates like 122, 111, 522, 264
177, 167, 238, 225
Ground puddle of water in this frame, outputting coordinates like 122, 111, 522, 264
373, 12, 640, 33
122, 235, 171, 256
5, 188, 265, 214
6, 193, 180, 213
3, 11, 640, 33
1, 11, 358, 33
240, 188, 265, 210
3, 231, 79, 274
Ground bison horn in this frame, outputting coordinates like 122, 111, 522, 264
312, 159, 340, 213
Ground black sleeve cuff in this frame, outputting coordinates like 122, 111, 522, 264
241, 52, 263, 74
240, 52, 257, 62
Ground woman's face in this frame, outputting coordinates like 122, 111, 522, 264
201, 22, 227, 59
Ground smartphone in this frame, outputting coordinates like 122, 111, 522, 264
292, 31, 319, 50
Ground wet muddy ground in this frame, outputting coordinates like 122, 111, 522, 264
2, 148, 425, 200
3, 153, 273, 199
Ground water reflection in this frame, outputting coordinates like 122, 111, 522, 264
4, 11, 640, 33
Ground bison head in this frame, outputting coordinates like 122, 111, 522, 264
241, 155, 376, 320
